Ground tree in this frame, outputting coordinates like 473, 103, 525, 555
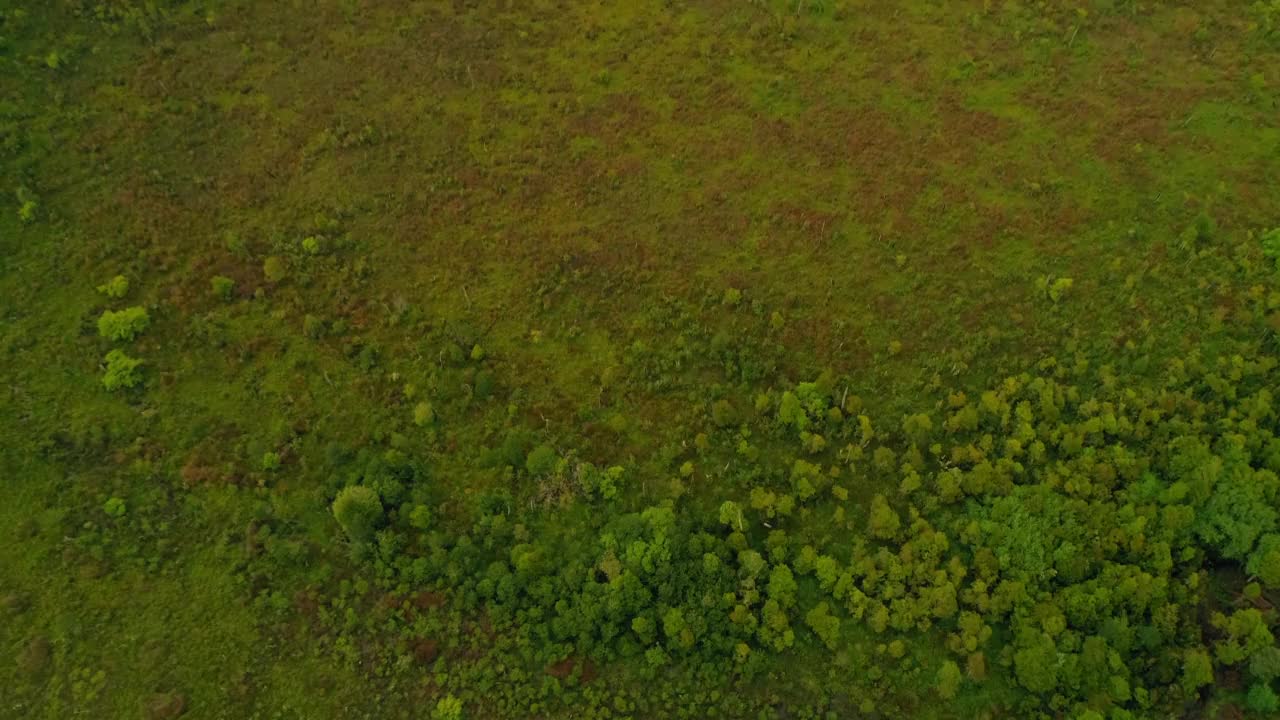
1181, 648, 1214, 695
96, 275, 129, 298
102, 350, 143, 391
868, 494, 901, 539
759, 599, 794, 651
804, 602, 840, 650
1247, 683, 1279, 714
767, 565, 797, 608
263, 255, 287, 282
936, 660, 962, 700
332, 486, 383, 544
1250, 646, 1280, 682
1013, 631, 1059, 694
210, 275, 234, 300
719, 501, 744, 531
1248, 534, 1280, 588
525, 445, 558, 476
97, 306, 150, 342
778, 391, 808, 432
432, 695, 464, 720
662, 608, 686, 641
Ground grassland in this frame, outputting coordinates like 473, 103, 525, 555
3, 1, 1280, 718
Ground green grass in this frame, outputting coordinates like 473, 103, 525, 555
4, 1, 1280, 718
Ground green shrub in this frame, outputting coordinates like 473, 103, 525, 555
936, 660, 962, 700
263, 256, 287, 282
408, 504, 432, 530
102, 350, 143, 390
332, 486, 383, 544
102, 497, 126, 518
413, 401, 435, 426
1247, 683, 1279, 714
261, 452, 281, 472
525, 444, 558, 476
432, 695, 463, 720
97, 306, 150, 341
211, 275, 234, 300
96, 275, 129, 298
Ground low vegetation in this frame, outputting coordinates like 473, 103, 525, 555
3, 1, 1280, 718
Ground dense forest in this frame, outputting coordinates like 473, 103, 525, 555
4, 1, 1280, 718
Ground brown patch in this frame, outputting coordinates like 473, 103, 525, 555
412, 639, 440, 664
546, 657, 596, 683
412, 591, 446, 612
292, 589, 320, 619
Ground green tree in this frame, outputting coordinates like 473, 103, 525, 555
936, 660, 962, 700
719, 500, 744, 531
804, 602, 840, 650
210, 275, 234, 300
1247, 683, 1279, 714
778, 391, 808, 432
96, 275, 129, 298
332, 486, 383, 544
1250, 646, 1280, 682
102, 350, 143, 391
868, 494, 901, 539
662, 608, 686, 640
1247, 534, 1280, 588
263, 255, 287, 282
758, 599, 794, 651
97, 306, 150, 342
525, 444, 558, 476
768, 564, 797, 608
1013, 630, 1059, 694
432, 695, 464, 720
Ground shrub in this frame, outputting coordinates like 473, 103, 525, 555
432, 695, 464, 720
102, 350, 143, 391
1262, 227, 1280, 267
804, 602, 840, 650
332, 486, 383, 544
1247, 534, 1280, 588
1247, 683, 1279, 714
97, 306, 150, 341
525, 444, 558, 477
408, 504, 432, 530
263, 256, 287, 282
261, 452, 281, 472
413, 402, 435, 426
211, 275, 234, 300
103, 497, 126, 518
96, 275, 129, 298
1181, 649, 1214, 694
936, 660, 962, 700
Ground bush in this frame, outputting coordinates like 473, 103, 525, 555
211, 275, 234, 300
413, 401, 435, 426
103, 497, 126, 518
97, 306, 150, 341
936, 660, 962, 700
1247, 683, 1279, 714
102, 350, 143, 391
332, 486, 383, 544
96, 275, 129, 298
263, 256, 287, 282
525, 444, 558, 477
432, 695, 464, 720
261, 452, 281, 472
